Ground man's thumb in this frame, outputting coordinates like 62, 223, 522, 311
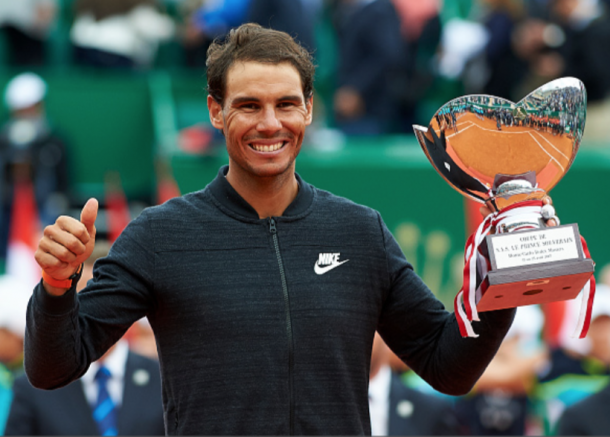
80, 198, 99, 231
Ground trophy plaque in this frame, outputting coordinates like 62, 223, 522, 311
413, 77, 594, 314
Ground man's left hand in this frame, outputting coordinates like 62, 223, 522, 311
479, 196, 559, 226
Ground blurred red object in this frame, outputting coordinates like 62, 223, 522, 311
6, 180, 41, 287
178, 124, 214, 154
105, 172, 130, 244
542, 300, 568, 348
155, 160, 181, 205
464, 197, 484, 236
157, 176, 181, 205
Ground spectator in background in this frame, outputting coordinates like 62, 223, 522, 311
5, 341, 165, 436
71, 0, 175, 69
332, 0, 409, 135
181, 0, 251, 69
534, 288, 610, 435
4, 240, 165, 436
455, 305, 548, 435
556, 286, 610, 435
0, 72, 70, 262
248, 0, 320, 54
478, 0, 528, 100
0, 0, 57, 66
369, 332, 459, 435
391, 0, 442, 130
512, 0, 610, 141
182, 0, 321, 70
0, 275, 31, 434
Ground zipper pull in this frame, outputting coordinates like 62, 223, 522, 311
269, 218, 277, 234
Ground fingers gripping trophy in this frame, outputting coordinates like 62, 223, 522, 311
413, 77, 595, 338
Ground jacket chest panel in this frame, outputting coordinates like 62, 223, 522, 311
155, 243, 282, 298
280, 243, 385, 337
151, 219, 385, 349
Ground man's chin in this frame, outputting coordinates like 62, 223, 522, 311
250, 163, 294, 179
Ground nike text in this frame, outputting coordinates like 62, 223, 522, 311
314, 253, 349, 275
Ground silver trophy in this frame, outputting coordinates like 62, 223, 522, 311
413, 78, 594, 312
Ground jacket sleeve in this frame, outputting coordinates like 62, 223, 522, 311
376, 214, 515, 396
24, 211, 156, 389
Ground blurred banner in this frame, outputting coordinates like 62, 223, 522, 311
6, 180, 41, 289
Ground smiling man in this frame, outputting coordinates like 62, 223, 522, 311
207, 58, 312, 218
26, 24, 516, 435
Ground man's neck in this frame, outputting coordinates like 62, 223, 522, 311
226, 164, 299, 218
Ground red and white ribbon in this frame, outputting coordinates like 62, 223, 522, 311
572, 237, 596, 339
454, 200, 595, 339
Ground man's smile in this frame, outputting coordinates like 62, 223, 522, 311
248, 141, 287, 153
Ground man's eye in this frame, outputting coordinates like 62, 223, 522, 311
278, 102, 296, 108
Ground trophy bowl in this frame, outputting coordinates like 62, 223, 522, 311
413, 77, 586, 211
413, 78, 594, 313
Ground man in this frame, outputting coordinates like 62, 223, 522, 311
368, 333, 458, 435
5, 341, 164, 436
28, 23, 517, 435
333, 0, 408, 135
455, 305, 548, 435
0, 72, 70, 260
5, 242, 165, 436
555, 285, 610, 436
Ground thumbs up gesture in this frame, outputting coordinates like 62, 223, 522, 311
35, 198, 98, 295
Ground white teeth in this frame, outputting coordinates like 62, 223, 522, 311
251, 142, 283, 152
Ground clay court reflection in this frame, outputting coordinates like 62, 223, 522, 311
413, 77, 586, 210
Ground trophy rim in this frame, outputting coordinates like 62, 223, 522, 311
413, 77, 587, 205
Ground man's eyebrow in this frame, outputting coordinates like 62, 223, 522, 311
278, 95, 305, 102
231, 96, 260, 105
230, 95, 304, 105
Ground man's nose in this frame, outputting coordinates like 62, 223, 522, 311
257, 107, 282, 133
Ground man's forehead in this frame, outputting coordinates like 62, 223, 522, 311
225, 61, 303, 93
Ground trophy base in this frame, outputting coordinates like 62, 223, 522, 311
477, 258, 595, 312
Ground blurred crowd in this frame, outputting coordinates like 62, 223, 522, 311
1, 0, 610, 137
1, 0, 610, 436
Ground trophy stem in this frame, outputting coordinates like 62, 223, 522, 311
486, 175, 547, 212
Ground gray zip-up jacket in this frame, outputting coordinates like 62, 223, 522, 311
25, 166, 515, 435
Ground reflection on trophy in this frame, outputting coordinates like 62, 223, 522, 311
413, 77, 595, 338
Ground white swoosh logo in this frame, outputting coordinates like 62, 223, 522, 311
314, 259, 349, 275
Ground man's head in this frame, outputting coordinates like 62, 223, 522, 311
206, 24, 315, 182
206, 23, 315, 107
4, 72, 47, 118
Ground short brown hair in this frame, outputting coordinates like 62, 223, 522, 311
206, 23, 315, 106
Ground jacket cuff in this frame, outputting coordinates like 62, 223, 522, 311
33, 280, 78, 316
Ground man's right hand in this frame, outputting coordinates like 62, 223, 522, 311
35, 198, 98, 296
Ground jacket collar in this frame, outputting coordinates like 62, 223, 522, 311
208, 165, 314, 220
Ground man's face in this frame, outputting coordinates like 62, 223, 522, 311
208, 61, 313, 180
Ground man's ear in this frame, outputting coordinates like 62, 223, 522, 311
305, 95, 314, 126
208, 95, 224, 131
